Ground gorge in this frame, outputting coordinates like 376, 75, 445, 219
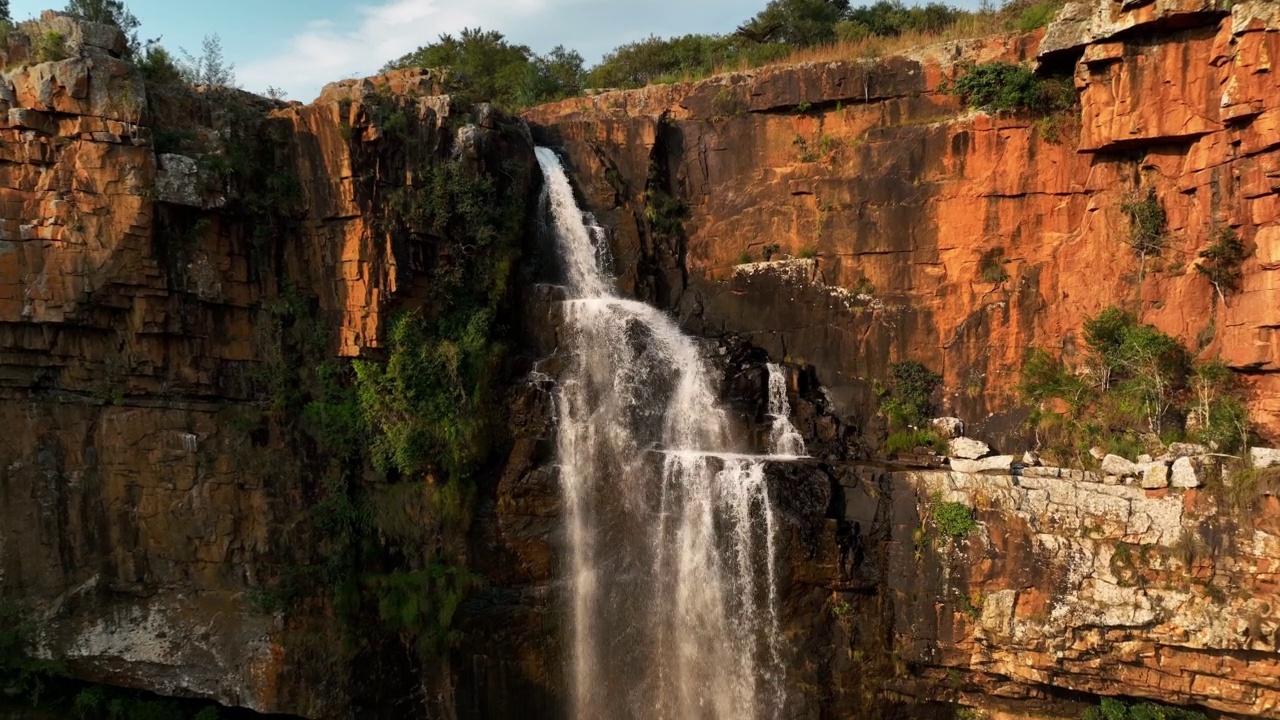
2, 1, 1280, 719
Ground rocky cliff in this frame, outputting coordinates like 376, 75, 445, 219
0, 11, 549, 718
524, 0, 1280, 447
522, 0, 1280, 715
1, 2, 1279, 719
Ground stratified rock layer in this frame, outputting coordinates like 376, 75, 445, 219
524, 0, 1280, 446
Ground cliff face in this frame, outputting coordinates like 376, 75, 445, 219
0, 12, 547, 717
524, 0, 1280, 446
521, 0, 1280, 715
3, 3, 1280, 720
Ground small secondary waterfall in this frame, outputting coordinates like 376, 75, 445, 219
537, 147, 796, 719
767, 363, 807, 458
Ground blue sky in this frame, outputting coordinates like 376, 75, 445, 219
10, 1, 980, 102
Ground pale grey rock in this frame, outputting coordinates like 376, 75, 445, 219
930, 417, 965, 439
1022, 466, 1061, 478
1023, 451, 1042, 467
950, 455, 1015, 473
1104, 475, 1122, 486
1101, 454, 1140, 477
950, 437, 992, 460
155, 154, 204, 208
1090, 446, 1107, 460
1171, 457, 1202, 489
1169, 442, 1210, 458
1251, 447, 1280, 469
1141, 463, 1170, 490
1138, 454, 1154, 464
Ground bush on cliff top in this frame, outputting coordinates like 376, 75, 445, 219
384, 27, 584, 108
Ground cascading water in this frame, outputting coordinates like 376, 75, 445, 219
767, 363, 807, 458
537, 147, 799, 719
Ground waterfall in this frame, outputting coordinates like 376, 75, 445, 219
766, 363, 806, 458
537, 147, 786, 720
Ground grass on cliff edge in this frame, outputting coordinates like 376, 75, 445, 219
708, 0, 1066, 79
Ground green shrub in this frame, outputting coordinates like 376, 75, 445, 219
948, 61, 1074, 114
1196, 225, 1248, 299
1120, 189, 1167, 260
1081, 697, 1207, 720
34, 30, 68, 63
1, 601, 65, 705
798, 245, 818, 259
1012, 0, 1064, 31
881, 360, 943, 429
738, 250, 753, 264
933, 499, 978, 537
763, 243, 781, 260
883, 427, 947, 454
1021, 307, 1226, 466
979, 248, 1009, 284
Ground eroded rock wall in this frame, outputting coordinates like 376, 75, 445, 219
0, 13, 545, 718
524, 0, 1280, 445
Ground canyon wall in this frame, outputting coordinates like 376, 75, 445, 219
522, 0, 1280, 715
524, 0, 1280, 446
0, 12, 553, 717
2, 1, 1279, 719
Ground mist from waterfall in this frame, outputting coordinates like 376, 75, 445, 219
536, 147, 790, 719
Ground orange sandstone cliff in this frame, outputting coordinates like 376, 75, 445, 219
524, 0, 1280, 446
0, 2, 1279, 719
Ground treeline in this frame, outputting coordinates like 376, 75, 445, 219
384, 0, 1065, 108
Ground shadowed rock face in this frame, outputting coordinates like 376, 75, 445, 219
0, 12, 547, 718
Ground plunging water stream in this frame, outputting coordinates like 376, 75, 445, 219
537, 147, 806, 719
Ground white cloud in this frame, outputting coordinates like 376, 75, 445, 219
239, 0, 552, 102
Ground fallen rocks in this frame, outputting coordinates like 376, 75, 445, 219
950, 455, 1015, 473
1101, 454, 1140, 477
1171, 457, 1202, 489
1141, 463, 1170, 490
949, 437, 992, 460
1251, 447, 1280, 469
931, 417, 965, 439
1169, 442, 1209, 458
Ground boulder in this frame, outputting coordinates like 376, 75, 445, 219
1169, 442, 1210, 458
1171, 457, 1202, 489
1101, 454, 1140, 477
950, 455, 1015, 473
1141, 463, 1170, 490
930, 417, 965, 439
949, 437, 992, 460
1250, 447, 1280, 469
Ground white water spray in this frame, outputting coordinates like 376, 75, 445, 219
537, 147, 788, 719
767, 363, 807, 458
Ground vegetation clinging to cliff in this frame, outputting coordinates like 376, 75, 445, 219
948, 61, 1075, 114
1022, 307, 1251, 465
1081, 697, 1207, 720
1196, 226, 1248, 301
